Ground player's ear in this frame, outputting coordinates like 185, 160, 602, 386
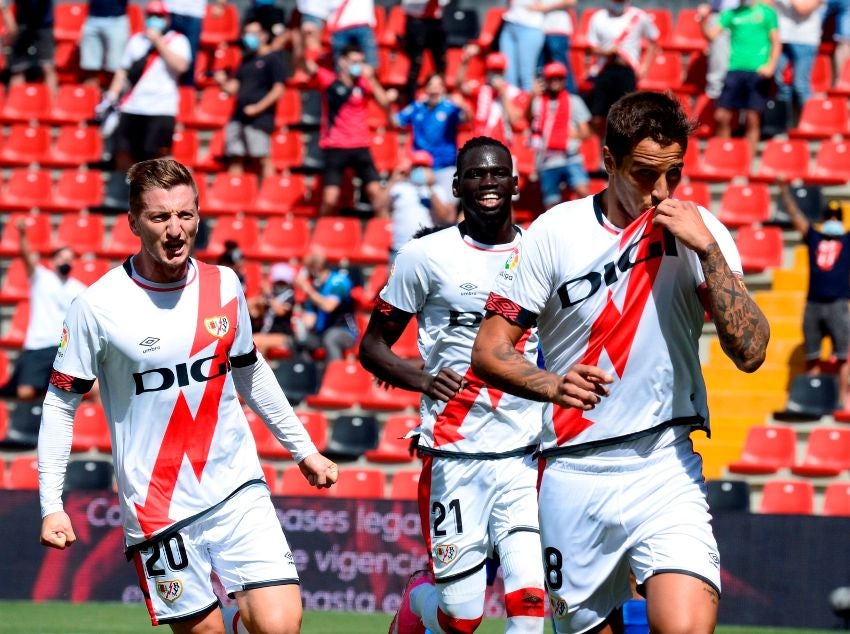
127, 211, 140, 236
602, 147, 615, 175
451, 175, 459, 198
512, 175, 519, 196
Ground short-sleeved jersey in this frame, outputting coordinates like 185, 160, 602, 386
51, 258, 263, 544
486, 194, 743, 456
805, 228, 850, 301
379, 226, 544, 457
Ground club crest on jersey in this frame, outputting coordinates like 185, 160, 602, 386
434, 543, 458, 564
204, 316, 230, 339
549, 595, 568, 620
156, 579, 183, 602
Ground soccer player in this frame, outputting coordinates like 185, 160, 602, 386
361, 137, 593, 634
471, 91, 770, 633
37, 158, 339, 634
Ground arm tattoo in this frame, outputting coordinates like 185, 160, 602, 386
700, 243, 770, 372
485, 341, 558, 402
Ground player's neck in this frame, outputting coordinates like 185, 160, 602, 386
459, 218, 516, 246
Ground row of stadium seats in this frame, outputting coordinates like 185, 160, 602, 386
708, 478, 850, 516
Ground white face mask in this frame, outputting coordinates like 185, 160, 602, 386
607, 0, 627, 15
822, 219, 845, 236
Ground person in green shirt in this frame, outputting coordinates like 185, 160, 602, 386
699, 0, 781, 153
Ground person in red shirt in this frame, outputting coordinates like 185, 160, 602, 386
303, 44, 396, 217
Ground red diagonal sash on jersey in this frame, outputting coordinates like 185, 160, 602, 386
551, 212, 664, 444
433, 330, 532, 446
135, 263, 238, 537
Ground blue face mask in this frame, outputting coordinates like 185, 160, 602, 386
348, 62, 363, 78
146, 16, 167, 32
822, 219, 845, 236
255, 0, 275, 5
242, 33, 261, 51
410, 167, 428, 186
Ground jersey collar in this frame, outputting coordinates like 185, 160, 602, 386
123, 256, 198, 292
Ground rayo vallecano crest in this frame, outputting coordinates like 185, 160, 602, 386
156, 579, 183, 602
434, 543, 458, 564
204, 315, 230, 338
549, 595, 568, 620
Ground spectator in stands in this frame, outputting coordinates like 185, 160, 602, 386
327, 0, 379, 68
164, 0, 224, 85
217, 20, 285, 179
2, 0, 58, 94
251, 262, 297, 357
303, 44, 394, 218
389, 150, 457, 260
401, 0, 450, 103
394, 73, 469, 212
529, 62, 591, 209
539, 0, 578, 94
101, 0, 190, 172
586, 0, 659, 138
774, 0, 825, 127
780, 183, 850, 409
293, 0, 332, 68
243, 0, 289, 52
457, 49, 529, 145
293, 247, 358, 361
0, 220, 86, 401
826, 0, 850, 77
499, 0, 547, 92
216, 240, 248, 291
700, 0, 781, 153
80, 0, 130, 88
700, 0, 740, 101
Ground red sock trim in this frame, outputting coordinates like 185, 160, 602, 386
505, 587, 545, 618
437, 608, 483, 633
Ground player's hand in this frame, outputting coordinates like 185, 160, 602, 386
652, 198, 715, 255
298, 453, 339, 489
421, 367, 465, 402
554, 364, 613, 410
40, 512, 77, 550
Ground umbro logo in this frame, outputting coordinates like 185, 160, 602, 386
139, 337, 160, 347
459, 282, 477, 294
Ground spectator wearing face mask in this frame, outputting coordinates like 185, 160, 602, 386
251, 262, 297, 357
0, 220, 87, 401
781, 183, 850, 409
243, 0, 289, 52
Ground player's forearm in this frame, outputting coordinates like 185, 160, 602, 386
471, 339, 559, 402
359, 333, 429, 393
38, 387, 81, 517
699, 244, 770, 373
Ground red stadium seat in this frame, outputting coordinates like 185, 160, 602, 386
351, 217, 392, 265
751, 138, 810, 182
789, 96, 849, 139
668, 8, 708, 53
0, 301, 29, 348
305, 359, 374, 409
378, 49, 411, 88
53, 2, 86, 41
177, 86, 197, 125
195, 45, 242, 88
829, 57, 850, 97
0, 213, 52, 256
275, 88, 302, 128
98, 219, 137, 259
43, 126, 103, 168
249, 215, 310, 261
46, 169, 104, 212
791, 427, 850, 477
0, 83, 51, 123
171, 129, 199, 168
56, 213, 105, 256
45, 84, 98, 124
195, 129, 226, 172
735, 225, 784, 273
637, 51, 682, 92
371, 131, 400, 174
246, 408, 289, 460
0, 124, 50, 166
71, 402, 111, 453
690, 93, 716, 138
389, 469, 421, 501
810, 53, 833, 95
511, 139, 536, 178
270, 129, 305, 171
203, 173, 259, 215
0, 168, 53, 211
260, 462, 279, 494
249, 173, 311, 217
688, 137, 752, 182
365, 414, 419, 463
72, 259, 110, 286
182, 87, 234, 129
476, 7, 507, 49
380, 4, 406, 48
279, 464, 331, 496
54, 41, 82, 84
646, 8, 673, 49
758, 479, 814, 515
675, 181, 711, 210
716, 183, 771, 228
353, 265, 388, 312
0, 258, 30, 303
198, 215, 260, 259
7, 455, 39, 490
310, 217, 363, 263
822, 482, 850, 516
728, 425, 797, 475
200, 3, 239, 48
330, 467, 386, 499
359, 380, 421, 411
810, 139, 850, 184
295, 410, 329, 453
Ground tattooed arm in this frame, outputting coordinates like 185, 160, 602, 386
472, 312, 612, 409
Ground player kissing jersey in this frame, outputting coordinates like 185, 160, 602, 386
51, 258, 267, 544
379, 226, 544, 456
486, 194, 743, 455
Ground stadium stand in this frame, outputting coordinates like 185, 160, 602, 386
774, 374, 840, 422
705, 479, 751, 513
388, 469, 421, 501
65, 459, 114, 491
758, 479, 815, 515
329, 467, 386, 499
727, 425, 797, 476
324, 415, 379, 462
791, 427, 850, 478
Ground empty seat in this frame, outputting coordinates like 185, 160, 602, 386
202, 173, 259, 215
249, 216, 310, 261
43, 126, 103, 168
56, 213, 105, 257
270, 129, 305, 171
791, 427, 850, 477
668, 8, 708, 52
789, 97, 849, 139
0, 168, 53, 211
716, 183, 771, 228
182, 87, 234, 129
273, 358, 320, 405
811, 139, 850, 184
171, 129, 199, 168
200, 2, 239, 48
359, 380, 421, 411
310, 217, 363, 263
0, 400, 42, 449
6, 455, 39, 490
305, 359, 374, 408
45, 84, 98, 124
198, 215, 260, 259
98, 219, 138, 259
389, 469, 421, 501
364, 414, 419, 463
0, 258, 29, 302
0, 213, 52, 256
72, 259, 111, 286
727, 425, 797, 475
0, 301, 30, 349
773, 374, 839, 422
246, 409, 290, 460
751, 138, 810, 182
475, 6, 507, 49
351, 217, 392, 265
279, 464, 331, 497
46, 169, 104, 212
758, 479, 814, 514
676, 181, 711, 210
275, 88, 302, 128
735, 225, 783, 273
689, 137, 752, 182
637, 51, 682, 91
330, 467, 386, 499
53, 2, 87, 41
65, 458, 114, 491
249, 173, 310, 216
705, 479, 751, 512
810, 53, 833, 94
260, 462, 279, 494
0, 83, 51, 123
0, 125, 50, 166
295, 410, 328, 453
324, 414, 380, 461
822, 482, 850, 516
71, 402, 111, 453
829, 56, 850, 97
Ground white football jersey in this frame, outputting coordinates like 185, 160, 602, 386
52, 258, 264, 544
379, 226, 544, 457
487, 194, 742, 455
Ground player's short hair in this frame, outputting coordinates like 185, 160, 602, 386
456, 136, 512, 176
126, 158, 198, 215
606, 91, 694, 166
341, 44, 363, 58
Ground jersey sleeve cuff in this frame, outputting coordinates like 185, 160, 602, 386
374, 297, 415, 323
41, 503, 65, 519
49, 369, 95, 394
485, 293, 538, 329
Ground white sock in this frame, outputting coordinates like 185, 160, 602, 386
411, 583, 445, 634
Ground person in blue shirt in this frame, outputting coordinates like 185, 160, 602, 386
394, 73, 469, 212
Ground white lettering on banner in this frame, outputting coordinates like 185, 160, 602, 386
356, 507, 422, 543
86, 497, 123, 527
300, 588, 376, 612
313, 546, 430, 582
275, 507, 350, 533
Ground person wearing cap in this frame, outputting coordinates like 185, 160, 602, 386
457, 46, 529, 144
100, 0, 191, 172
780, 182, 850, 409
528, 62, 592, 210
1, 0, 58, 94
389, 149, 457, 261
251, 262, 298, 357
